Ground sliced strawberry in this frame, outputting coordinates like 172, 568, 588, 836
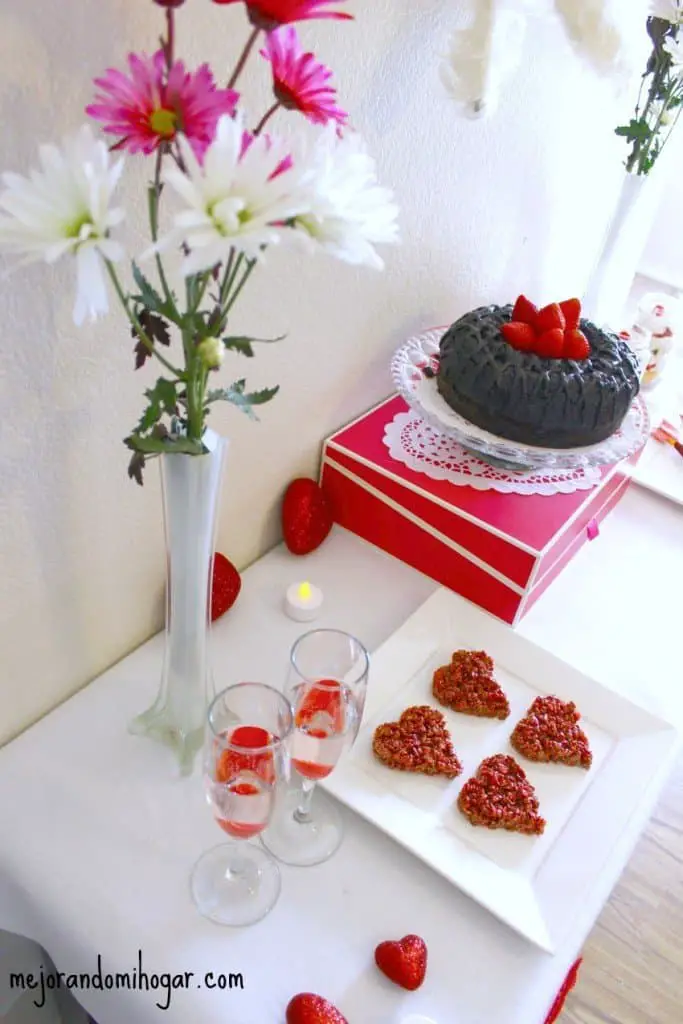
536, 303, 566, 334
563, 329, 591, 361
559, 298, 581, 331
511, 294, 539, 327
535, 328, 565, 359
500, 321, 536, 351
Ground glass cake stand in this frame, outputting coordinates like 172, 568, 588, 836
390, 328, 650, 473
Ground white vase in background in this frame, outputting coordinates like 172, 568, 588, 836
582, 170, 663, 331
129, 429, 228, 776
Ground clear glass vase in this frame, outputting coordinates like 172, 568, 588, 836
129, 429, 228, 776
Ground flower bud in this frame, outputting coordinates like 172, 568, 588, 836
154, 0, 185, 7
197, 336, 224, 370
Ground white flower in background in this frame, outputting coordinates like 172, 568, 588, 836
650, 0, 683, 24
440, 2, 527, 117
291, 125, 399, 270
664, 34, 683, 66
0, 125, 124, 325
154, 113, 309, 275
553, 0, 650, 81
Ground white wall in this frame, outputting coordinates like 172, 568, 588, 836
0, 0, 637, 744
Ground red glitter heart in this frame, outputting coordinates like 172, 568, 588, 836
210, 552, 241, 621
282, 478, 333, 555
375, 934, 428, 991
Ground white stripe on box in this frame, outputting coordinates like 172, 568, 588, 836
325, 439, 539, 555
324, 454, 527, 597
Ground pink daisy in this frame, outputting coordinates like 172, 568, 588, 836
212, 0, 352, 30
86, 52, 238, 160
261, 27, 348, 128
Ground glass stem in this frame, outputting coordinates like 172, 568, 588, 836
294, 780, 316, 823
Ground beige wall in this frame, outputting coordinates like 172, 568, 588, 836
0, 0, 637, 744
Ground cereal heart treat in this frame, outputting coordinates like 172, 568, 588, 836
510, 695, 592, 769
433, 649, 510, 720
373, 706, 462, 779
457, 754, 546, 835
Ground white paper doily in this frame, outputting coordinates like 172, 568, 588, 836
390, 328, 650, 471
383, 412, 603, 495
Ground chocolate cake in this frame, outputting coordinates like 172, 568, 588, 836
436, 300, 640, 449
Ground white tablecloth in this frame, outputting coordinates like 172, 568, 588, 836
0, 485, 681, 1024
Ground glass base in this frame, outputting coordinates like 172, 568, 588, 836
262, 785, 343, 867
190, 842, 281, 926
129, 702, 204, 777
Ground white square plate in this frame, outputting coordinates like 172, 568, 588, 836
322, 588, 679, 952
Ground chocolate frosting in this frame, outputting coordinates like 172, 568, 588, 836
436, 305, 640, 448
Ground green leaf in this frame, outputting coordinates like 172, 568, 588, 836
130, 262, 177, 320
615, 118, 650, 142
207, 380, 280, 420
223, 334, 285, 358
124, 433, 207, 456
131, 262, 165, 312
135, 377, 178, 433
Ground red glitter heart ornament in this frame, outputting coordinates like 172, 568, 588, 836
374, 934, 428, 991
286, 992, 348, 1024
282, 478, 333, 555
210, 552, 241, 621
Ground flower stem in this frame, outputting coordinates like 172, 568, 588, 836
254, 101, 281, 135
166, 9, 175, 67
148, 147, 179, 320
222, 258, 256, 320
227, 27, 260, 90
105, 261, 182, 378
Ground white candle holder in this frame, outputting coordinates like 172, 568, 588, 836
284, 581, 323, 622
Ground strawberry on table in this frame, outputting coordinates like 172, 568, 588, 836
536, 303, 566, 334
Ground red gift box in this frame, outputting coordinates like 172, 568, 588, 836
320, 396, 641, 626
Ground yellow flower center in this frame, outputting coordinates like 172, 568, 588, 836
149, 107, 177, 138
64, 211, 93, 241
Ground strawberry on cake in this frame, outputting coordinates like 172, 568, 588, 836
436, 295, 640, 448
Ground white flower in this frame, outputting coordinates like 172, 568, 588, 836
649, 97, 675, 124
440, 6, 527, 117
153, 113, 309, 276
650, 0, 683, 25
0, 124, 124, 325
290, 126, 399, 270
664, 35, 683, 66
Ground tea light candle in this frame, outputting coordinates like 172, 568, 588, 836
284, 580, 323, 622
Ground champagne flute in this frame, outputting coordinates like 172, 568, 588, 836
190, 682, 293, 926
262, 629, 369, 867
